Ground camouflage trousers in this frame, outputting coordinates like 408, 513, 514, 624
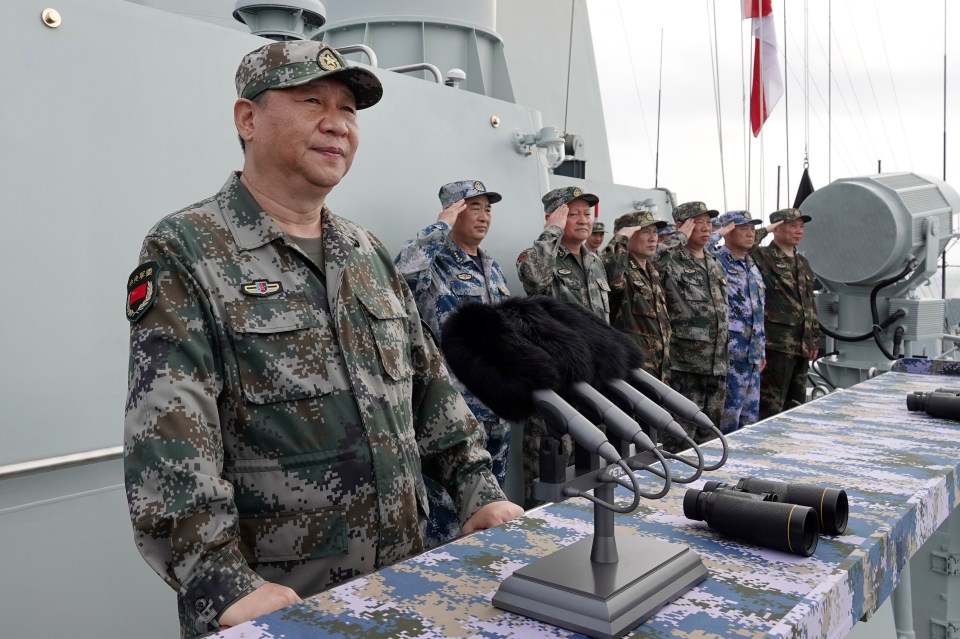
759, 350, 809, 419
720, 358, 761, 434
422, 418, 511, 549
660, 371, 725, 453
521, 414, 574, 509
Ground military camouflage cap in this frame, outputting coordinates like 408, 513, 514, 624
438, 180, 502, 208
236, 41, 383, 108
657, 222, 676, 236
718, 210, 761, 227
592, 222, 606, 234
614, 209, 668, 232
673, 201, 719, 222
542, 186, 599, 214
770, 207, 812, 224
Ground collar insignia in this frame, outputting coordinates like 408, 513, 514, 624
242, 280, 283, 297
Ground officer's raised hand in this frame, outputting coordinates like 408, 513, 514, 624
545, 203, 569, 230
676, 219, 696, 239
765, 220, 784, 233
438, 199, 467, 226
616, 225, 644, 239
718, 222, 737, 236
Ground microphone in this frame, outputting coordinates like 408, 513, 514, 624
494, 297, 657, 456
440, 301, 619, 464
630, 368, 715, 434
527, 296, 697, 440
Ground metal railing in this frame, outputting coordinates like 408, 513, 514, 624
335, 44, 379, 68
0, 446, 122, 480
387, 63, 443, 84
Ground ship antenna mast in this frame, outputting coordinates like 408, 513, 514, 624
655, 28, 664, 188
707, 0, 728, 211
563, 0, 576, 134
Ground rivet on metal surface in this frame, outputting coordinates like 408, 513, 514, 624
490, 116, 500, 128
41, 8, 62, 28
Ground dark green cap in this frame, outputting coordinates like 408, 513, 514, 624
770, 208, 812, 224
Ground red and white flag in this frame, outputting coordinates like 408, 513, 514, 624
742, 0, 783, 136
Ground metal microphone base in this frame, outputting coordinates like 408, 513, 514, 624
492, 534, 707, 639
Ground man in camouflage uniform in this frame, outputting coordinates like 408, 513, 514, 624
602, 209, 671, 383
711, 211, 766, 433
751, 208, 819, 418
656, 201, 729, 450
517, 186, 610, 321
394, 180, 512, 548
515, 186, 609, 505
586, 220, 606, 254
123, 41, 520, 638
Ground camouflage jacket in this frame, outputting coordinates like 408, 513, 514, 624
750, 229, 819, 357
516, 225, 610, 322
124, 174, 503, 637
713, 246, 766, 363
394, 221, 510, 423
602, 235, 671, 379
656, 245, 729, 376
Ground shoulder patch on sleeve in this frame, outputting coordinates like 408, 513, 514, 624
516, 250, 531, 266
126, 260, 160, 322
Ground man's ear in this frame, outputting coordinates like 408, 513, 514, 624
235, 99, 256, 147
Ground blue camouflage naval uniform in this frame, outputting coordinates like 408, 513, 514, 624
713, 243, 766, 433
395, 215, 512, 548
124, 174, 504, 637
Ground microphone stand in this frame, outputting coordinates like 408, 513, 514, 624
493, 394, 708, 639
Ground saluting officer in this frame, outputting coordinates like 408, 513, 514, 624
750, 208, 819, 418
712, 211, 766, 433
517, 186, 610, 322
603, 208, 671, 383
395, 180, 513, 547
656, 201, 729, 450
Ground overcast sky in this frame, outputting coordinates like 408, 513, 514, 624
587, 0, 959, 221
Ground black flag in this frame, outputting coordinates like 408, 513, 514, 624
793, 166, 815, 208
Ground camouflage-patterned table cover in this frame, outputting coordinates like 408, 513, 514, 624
213, 370, 960, 639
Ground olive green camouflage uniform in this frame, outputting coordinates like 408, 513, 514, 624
124, 174, 504, 637
516, 187, 610, 322
750, 208, 819, 418
516, 187, 608, 505
656, 202, 729, 450
602, 210, 671, 383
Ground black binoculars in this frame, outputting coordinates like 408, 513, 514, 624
906, 389, 960, 421
683, 477, 849, 557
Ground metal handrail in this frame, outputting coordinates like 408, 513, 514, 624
387, 63, 443, 85
0, 446, 122, 480
335, 44, 378, 68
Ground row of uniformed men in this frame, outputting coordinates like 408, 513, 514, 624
394, 181, 819, 525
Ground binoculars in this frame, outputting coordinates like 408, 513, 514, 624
683, 478, 849, 557
906, 389, 960, 421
